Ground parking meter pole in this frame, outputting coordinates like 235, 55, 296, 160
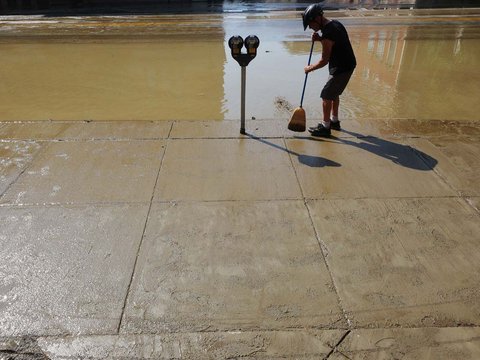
228, 35, 259, 135
240, 66, 246, 134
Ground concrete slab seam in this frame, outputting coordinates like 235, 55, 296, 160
283, 137, 350, 329
411, 143, 461, 196
324, 330, 352, 360
116, 136, 169, 333
464, 197, 480, 214
303, 195, 462, 202
0, 200, 152, 207
0, 198, 317, 208
282, 137, 307, 199
164, 134, 407, 141
37, 138, 168, 142
0, 140, 48, 201
344, 303, 479, 327
304, 200, 352, 330
148, 195, 466, 203
331, 334, 480, 359
166, 120, 174, 139
26, 325, 480, 338
0, 133, 446, 141
5, 328, 480, 358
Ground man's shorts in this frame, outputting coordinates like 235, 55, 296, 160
321, 70, 354, 100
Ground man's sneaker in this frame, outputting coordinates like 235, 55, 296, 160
308, 124, 331, 137
308, 124, 320, 132
330, 120, 341, 130
309, 121, 341, 132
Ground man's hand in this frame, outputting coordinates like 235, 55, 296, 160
312, 32, 322, 42
304, 65, 315, 74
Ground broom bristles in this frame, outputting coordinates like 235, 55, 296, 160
288, 107, 306, 132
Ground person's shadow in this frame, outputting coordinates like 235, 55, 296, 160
330, 129, 438, 170
245, 133, 341, 168
245, 129, 437, 171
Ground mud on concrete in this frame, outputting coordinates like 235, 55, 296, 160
0, 337, 48, 360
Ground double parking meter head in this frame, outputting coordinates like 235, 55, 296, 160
228, 35, 260, 67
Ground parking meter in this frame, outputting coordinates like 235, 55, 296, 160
227, 35, 260, 133
228, 36, 244, 57
245, 35, 260, 57
228, 35, 259, 67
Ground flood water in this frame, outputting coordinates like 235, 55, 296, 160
0, 8, 479, 122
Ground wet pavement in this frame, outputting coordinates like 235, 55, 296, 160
1, 117, 480, 359
1, 7, 480, 360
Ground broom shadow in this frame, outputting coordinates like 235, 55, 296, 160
244, 133, 341, 168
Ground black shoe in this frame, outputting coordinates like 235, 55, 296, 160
309, 121, 341, 132
308, 124, 331, 137
330, 120, 341, 131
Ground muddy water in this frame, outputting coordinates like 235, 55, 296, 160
0, 9, 479, 121
0, 40, 226, 120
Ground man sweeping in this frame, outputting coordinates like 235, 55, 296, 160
302, 3, 356, 137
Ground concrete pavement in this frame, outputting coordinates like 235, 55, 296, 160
1, 118, 479, 359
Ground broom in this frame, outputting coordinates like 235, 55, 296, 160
288, 41, 315, 132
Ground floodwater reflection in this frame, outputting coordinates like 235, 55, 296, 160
0, 9, 479, 121
346, 23, 480, 121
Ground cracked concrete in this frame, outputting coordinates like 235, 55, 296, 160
1, 118, 480, 359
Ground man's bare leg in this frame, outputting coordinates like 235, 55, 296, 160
308, 98, 333, 136
322, 98, 332, 127
332, 96, 339, 120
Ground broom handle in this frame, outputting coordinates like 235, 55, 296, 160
300, 41, 315, 108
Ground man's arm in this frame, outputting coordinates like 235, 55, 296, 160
304, 38, 334, 73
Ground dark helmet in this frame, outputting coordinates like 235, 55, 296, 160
302, 3, 324, 30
